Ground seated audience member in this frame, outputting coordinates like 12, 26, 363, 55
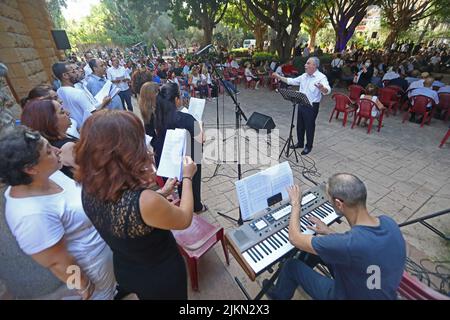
265, 174, 406, 300
139, 81, 159, 137
356, 59, 374, 88
358, 84, 386, 127
387, 73, 409, 92
86, 59, 123, 110
245, 63, 260, 90
152, 83, 207, 214
438, 85, 450, 94
75, 110, 197, 300
0, 126, 116, 300
21, 99, 77, 179
408, 77, 439, 122
407, 72, 429, 93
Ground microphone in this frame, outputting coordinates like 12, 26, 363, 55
194, 44, 213, 56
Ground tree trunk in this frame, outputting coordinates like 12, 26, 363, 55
308, 28, 318, 50
416, 17, 437, 51
383, 29, 399, 49
334, 28, 354, 53
202, 20, 214, 47
254, 24, 266, 51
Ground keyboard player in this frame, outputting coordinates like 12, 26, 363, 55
266, 173, 406, 300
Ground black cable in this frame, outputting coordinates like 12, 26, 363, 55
404, 257, 450, 296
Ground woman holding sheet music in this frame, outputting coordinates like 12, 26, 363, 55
75, 110, 198, 299
152, 82, 208, 213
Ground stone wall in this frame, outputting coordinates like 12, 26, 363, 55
0, 0, 63, 101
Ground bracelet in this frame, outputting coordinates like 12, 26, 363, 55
77, 279, 92, 295
183, 177, 193, 182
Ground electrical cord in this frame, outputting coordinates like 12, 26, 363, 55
404, 257, 450, 296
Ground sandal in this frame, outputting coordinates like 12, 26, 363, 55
195, 204, 209, 214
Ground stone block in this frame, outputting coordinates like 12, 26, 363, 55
0, 47, 21, 63
0, 3, 23, 21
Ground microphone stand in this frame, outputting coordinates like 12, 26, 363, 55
208, 48, 248, 226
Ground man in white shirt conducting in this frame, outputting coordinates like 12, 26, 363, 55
272, 57, 330, 155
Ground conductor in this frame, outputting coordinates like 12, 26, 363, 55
272, 57, 330, 155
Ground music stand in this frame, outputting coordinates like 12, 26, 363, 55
278, 88, 311, 162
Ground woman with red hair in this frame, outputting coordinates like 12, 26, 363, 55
75, 110, 197, 300
21, 99, 76, 179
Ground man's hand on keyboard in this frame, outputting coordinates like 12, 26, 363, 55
307, 216, 334, 235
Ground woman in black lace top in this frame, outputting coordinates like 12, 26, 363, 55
74, 110, 197, 300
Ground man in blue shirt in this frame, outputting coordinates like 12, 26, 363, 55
266, 173, 406, 300
86, 59, 123, 110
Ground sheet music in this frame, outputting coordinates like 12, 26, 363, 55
109, 85, 121, 98
235, 162, 294, 220
94, 80, 112, 102
188, 97, 205, 122
156, 129, 186, 180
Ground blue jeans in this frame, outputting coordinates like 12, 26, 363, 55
269, 259, 335, 300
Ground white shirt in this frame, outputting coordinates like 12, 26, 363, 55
4, 170, 116, 299
83, 64, 92, 77
287, 70, 331, 104
331, 58, 343, 68
438, 85, 450, 94
382, 71, 400, 81
407, 79, 425, 96
57, 86, 96, 130
430, 56, 441, 65
230, 60, 239, 69
106, 66, 131, 92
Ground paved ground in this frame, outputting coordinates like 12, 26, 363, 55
1, 83, 449, 299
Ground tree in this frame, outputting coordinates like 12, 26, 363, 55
303, 3, 329, 50
46, 0, 67, 29
171, 0, 229, 46
244, 0, 312, 61
235, 1, 267, 51
147, 12, 180, 49
381, 0, 440, 48
102, 0, 169, 47
325, 0, 375, 52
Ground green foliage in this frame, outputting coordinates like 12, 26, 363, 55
230, 48, 250, 58
46, 0, 67, 29
252, 52, 276, 62
293, 53, 333, 71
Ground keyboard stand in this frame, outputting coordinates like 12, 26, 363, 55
234, 250, 298, 300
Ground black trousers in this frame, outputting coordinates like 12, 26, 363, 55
118, 88, 133, 111
297, 102, 320, 149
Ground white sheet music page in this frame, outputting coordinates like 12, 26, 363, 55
156, 129, 186, 180
235, 162, 294, 220
94, 80, 112, 103
188, 97, 205, 122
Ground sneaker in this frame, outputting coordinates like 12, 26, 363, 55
235, 91, 240, 95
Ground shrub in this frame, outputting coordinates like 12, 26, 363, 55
252, 51, 277, 62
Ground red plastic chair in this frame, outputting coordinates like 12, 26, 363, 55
329, 93, 356, 127
439, 128, 450, 148
351, 98, 385, 134
402, 95, 435, 128
397, 272, 449, 300
437, 93, 450, 121
378, 87, 399, 116
172, 216, 230, 291
348, 84, 365, 104
155, 176, 229, 291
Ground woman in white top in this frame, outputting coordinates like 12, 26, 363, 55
358, 84, 386, 127
0, 126, 116, 300
245, 63, 260, 89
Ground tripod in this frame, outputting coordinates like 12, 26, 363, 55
278, 88, 311, 163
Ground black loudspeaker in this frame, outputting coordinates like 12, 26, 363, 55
371, 32, 378, 39
51, 30, 71, 50
246, 112, 276, 131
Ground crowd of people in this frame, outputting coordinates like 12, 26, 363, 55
0, 38, 448, 300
